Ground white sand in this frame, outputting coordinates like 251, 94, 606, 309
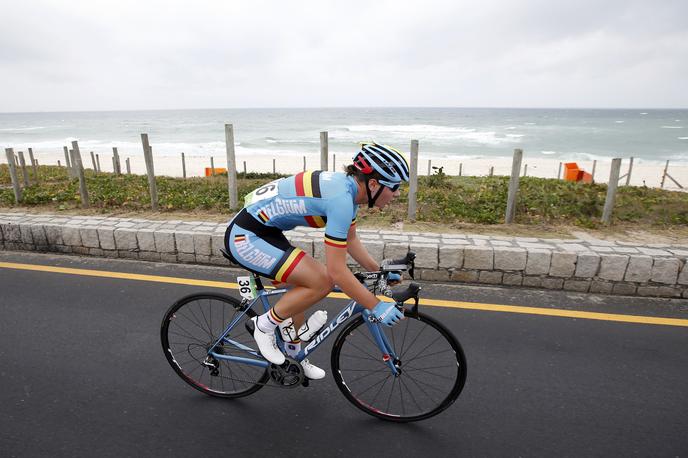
10, 150, 688, 191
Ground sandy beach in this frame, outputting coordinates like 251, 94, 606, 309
14, 149, 688, 191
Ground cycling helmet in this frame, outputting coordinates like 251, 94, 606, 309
352, 142, 410, 208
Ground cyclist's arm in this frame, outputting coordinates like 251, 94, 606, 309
346, 224, 379, 272
326, 244, 379, 310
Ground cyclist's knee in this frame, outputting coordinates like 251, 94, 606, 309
312, 272, 334, 297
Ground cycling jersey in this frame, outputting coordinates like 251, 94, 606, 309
243, 171, 358, 248
224, 171, 359, 282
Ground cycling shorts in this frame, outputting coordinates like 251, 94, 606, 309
224, 209, 306, 282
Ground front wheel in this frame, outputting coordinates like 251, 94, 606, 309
331, 311, 467, 422
161, 292, 269, 398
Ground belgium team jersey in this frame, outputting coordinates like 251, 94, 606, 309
243, 171, 358, 248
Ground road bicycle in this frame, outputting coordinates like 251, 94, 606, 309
160, 251, 467, 422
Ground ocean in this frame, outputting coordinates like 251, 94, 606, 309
1, 108, 687, 165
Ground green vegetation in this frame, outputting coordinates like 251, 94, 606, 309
1, 164, 687, 228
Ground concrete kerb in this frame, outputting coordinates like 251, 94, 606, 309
1, 213, 687, 299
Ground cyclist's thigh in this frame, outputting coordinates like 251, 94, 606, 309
225, 210, 323, 284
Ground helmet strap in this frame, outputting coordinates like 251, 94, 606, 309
366, 178, 385, 209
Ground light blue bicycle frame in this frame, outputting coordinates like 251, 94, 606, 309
207, 284, 401, 376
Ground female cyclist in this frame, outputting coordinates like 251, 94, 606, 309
224, 142, 409, 380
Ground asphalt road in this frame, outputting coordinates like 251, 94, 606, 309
1, 251, 687, 457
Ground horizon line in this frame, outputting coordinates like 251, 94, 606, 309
2, 106, 688, 115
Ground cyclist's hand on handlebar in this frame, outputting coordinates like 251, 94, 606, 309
372, 301, 404, 327
387, 271, 402, 286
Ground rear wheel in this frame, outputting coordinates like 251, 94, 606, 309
331, 311, 466, 422
161, 293, 269, 398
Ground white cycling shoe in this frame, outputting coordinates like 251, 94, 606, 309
250, 317, 286, 365
301, 359, 326, 380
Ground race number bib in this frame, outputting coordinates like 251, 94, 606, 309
244, 179, 281, 207
237, 275, 257, 301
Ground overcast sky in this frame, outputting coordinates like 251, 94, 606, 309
1, 0, 687, 112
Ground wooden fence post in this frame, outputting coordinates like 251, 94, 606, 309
320, 131, 328, 171
272, 158, 276, 174
210, 156, 215, 176
126, 158, 131, 175
243, 161, 247, 174
303, 156, 306, 172
332, 154, 336, 172
591, 160, 597, 184
224, 124, 238, 209
523, 164, 528, 177
29, 148, 38, 183
17, 151, 30, 187
4, 148, 22, 203
505, 149, 523, 224
427, 159, 431, 176
90, 151, 97, 172
459, 163, 462, 177
71, 141, 90, 208
407, 140, 419, 220
625, 157, 634, 186
63, 146, 74, 179
602, 158, 622, 225
557, 162, 562, 179
489, 166, 494, 177
140, 134, 159, 211
96, 154, 101, 173
113, 147, 121, 175
112, 156, 117, 174
181, 153, 186, 179
661, 160, 669, 188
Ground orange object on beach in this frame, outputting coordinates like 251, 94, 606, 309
564, 162, 581, 181
205, 167, 227, 176
563, 162, 593, 183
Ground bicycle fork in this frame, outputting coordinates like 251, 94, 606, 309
361, 309, 401, 377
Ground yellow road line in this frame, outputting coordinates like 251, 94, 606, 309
1, 261, 687, 328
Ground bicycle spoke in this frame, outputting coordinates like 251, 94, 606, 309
345, 339, 384, 363
185, 305, 213, 340
339, 351, 380, 363
403, 334, 443, 364
405, 363, 457, 371
399, 323, 428, 360
355, 372, 392, 398
403, 371, 449, 396
175, 311, 214, 340
386, 377, 398, 413
403, 348, 455, 363
369, 375, 392, 407
399, 376, 424, 413
399, 317, 411, 357
346, 367, 389, 385
403, 371, 440, 405
404, 366, 456, 381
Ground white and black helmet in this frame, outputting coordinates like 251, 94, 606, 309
352, 142, 410, 188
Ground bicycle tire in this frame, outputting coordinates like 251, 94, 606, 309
331, 311, 467, 422
161, 292, 269, 398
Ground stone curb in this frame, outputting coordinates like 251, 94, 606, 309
1, 212, 687, 299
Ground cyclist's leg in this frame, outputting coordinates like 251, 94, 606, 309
271, 253, 332, 326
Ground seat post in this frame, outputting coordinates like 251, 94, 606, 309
252, 273, 265, 291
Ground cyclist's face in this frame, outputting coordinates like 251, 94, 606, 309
371, 181, 400, 208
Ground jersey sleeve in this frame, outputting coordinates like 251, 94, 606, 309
324, 195, 355, 248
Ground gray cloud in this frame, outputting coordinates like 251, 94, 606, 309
0, 0, 686, 111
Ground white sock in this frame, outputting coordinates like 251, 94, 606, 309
256, 307, 284, 333
284, 340, 301, 358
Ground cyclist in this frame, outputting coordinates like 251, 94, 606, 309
224, 142, 409, 379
